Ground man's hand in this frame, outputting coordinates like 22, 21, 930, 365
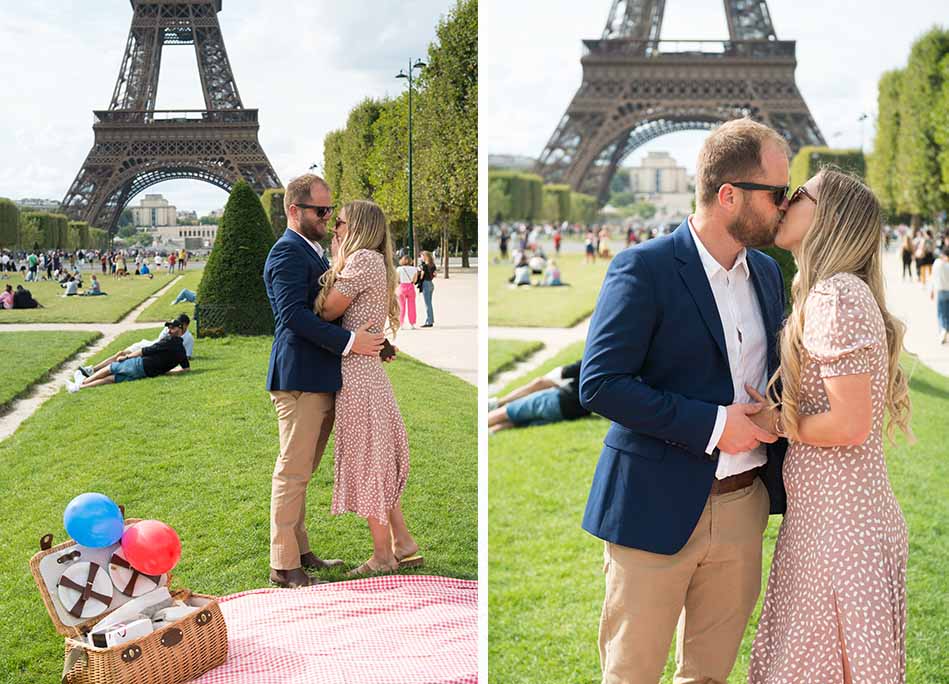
382, 344, 398, 363
717, 402, 778, 454
745, 384, 783, 437
351, 322, 385, 356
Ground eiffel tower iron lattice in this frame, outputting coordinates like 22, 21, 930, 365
536, 0, 825, 203
60, 0, 281, 234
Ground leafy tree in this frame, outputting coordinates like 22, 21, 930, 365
937, 53, 949, 196
323, 130, 345, 202
867, 70, 904, 216
196, 180, 276, 336
117, 208, 135, 229
117, 224, 138, 238
894, 28, 949, 223
610, 167, 632, 195
368, 94, 410, 229
261, 188, 287, 238
609, 190, 637, 207
338, 98, 383, 206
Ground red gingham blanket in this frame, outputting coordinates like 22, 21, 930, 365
191, 575, 478, 683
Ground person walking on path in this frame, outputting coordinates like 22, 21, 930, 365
418, 250, 437, 328
263, 174, 384, 589
316, 200, 422, 576
931, 250, 949, 345
396, 255, 419, 328
900, 233, 914, 280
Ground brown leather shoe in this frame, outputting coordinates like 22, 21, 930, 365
300, 552, 345, 571
269, 567, 319, 588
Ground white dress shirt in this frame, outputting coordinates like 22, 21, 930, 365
688, 218, 769, 479
290, 228, 355, 356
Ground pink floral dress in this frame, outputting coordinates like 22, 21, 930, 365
750, 273, 907, 683
330, 249, 410, 524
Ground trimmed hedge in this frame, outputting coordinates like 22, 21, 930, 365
488, 170, 544, 222
20, 212, 69, 250
570, 192, 598, 225
261, 188, 287, 238
0, 199, 18, 248
542, 184, 572, 223
790, 147, 866, 190
69, 221, 91, 250
196, 180, 276, 336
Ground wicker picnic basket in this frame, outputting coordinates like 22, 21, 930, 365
30, 523, 228, 684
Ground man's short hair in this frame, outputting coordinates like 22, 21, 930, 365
695, 118, 790, 207
284, 174, 330, 214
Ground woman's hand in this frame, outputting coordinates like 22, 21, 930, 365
745, 384, 782, 437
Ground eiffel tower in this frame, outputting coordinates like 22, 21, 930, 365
535, 0, 825, 203
61, 0, 281, 234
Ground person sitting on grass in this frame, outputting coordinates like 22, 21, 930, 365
78, 314, 194, 379
172, 288, 196, 305
12, 285, 42, 309
487, 360, 590, 433
67, 317, 190, 393
540, 259, 565, 287
509, 254, 532, 287
80, 274, 107, 296
140, 262, 153, 278
63, 275, 79, 296
0, 284, 13, 309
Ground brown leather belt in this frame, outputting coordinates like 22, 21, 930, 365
710, 467, 762, 496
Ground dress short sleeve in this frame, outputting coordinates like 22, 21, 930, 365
803, 273, 878, 378
334, 249, 380, 300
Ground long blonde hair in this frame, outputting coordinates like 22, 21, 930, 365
765, 169, 913, 444
315, 200, 400, 337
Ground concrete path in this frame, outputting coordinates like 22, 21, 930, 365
392, 269, 478, 386
0, 275, 182, 442
488, 319, 590, 393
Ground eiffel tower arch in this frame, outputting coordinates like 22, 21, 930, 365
60, 0, 281, 234
536, 0, 825, 203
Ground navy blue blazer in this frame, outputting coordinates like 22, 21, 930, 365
580, 220, 788, 555
264, 229, 352, 393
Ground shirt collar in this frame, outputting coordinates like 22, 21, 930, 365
687, 216, 749, 281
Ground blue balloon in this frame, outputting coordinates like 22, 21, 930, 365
63, 493, 124, 548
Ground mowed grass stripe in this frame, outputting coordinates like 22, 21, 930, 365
0, 331, 101, 410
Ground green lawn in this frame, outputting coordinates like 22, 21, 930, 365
489, 253, 610, 328
489, 352, 949, 683
0, 330, 476, 684
136, 269, 203, 322
0, 273, 176, 323
488, 339, 544, 381
0, 331, 101, 411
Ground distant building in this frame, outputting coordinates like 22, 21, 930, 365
208, 208, 225, 219
177, 209, 198, 222
151, 224, 219, 249
627, 152, 694, 221
16, 198, 61, 211
131, 194, 177, 228
488, 154, 537, 171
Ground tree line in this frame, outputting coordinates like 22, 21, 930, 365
322, 0, 476, 267
868, 26, 949, 225
487, 170, 599, 225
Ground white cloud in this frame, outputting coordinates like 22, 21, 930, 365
0, 0, 452, 214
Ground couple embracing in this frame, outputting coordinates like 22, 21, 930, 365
264, 174, 422, 589
581, 119, 912, 683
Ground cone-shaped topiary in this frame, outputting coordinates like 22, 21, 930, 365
197, 180, 276, 336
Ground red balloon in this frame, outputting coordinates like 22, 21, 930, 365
121, 520, 182, 575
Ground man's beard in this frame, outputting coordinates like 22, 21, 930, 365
299, 214, 327, 242
726, 207, 781, 249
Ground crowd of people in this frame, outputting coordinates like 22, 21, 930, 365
895, 224, 949, 343
0, 247, 191, 281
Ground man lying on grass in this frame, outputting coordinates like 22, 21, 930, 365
487, 360, 590, 433
66, 318, 190, 392
77, 315, 194, 381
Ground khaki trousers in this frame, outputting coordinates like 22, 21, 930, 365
599, 477, 770, 684
269, 390, 335, 570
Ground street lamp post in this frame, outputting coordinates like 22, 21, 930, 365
396, 58, 425, 262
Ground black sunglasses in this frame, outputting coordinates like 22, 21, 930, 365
294, 203, 335, 219
720, 181, 789, 207
789, 185, 817, 205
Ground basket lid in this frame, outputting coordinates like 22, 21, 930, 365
30, 521, 174, 638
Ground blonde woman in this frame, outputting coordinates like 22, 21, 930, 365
748, 170, 913, 683
316, 200, 422, 574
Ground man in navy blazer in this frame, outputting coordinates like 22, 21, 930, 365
263, 174, 384, 588
580, 120, 791, 683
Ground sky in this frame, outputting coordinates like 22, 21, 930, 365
484, 0, 947, 176
0, 0, 452, 215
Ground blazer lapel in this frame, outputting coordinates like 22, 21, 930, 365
747, 253, 780, 376
285, 229, 324, 271
673, 222, 728, 364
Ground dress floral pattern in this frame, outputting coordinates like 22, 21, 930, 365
329, 249, 410, 524
749, 272, 907, 683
